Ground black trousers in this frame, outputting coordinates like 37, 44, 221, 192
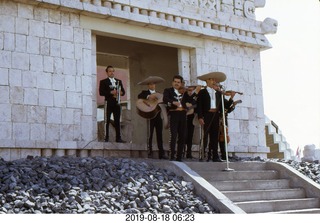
105, 101, 121, 141
185, 114, 195, 157
148, 112, 164, 155
203, 112, 220, 159
169, 111, 187, 160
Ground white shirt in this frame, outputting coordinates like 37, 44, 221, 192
109, 78, 116, 87
149, 90, 156, 94
206, 87, 216, 109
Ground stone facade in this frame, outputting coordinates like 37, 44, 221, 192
0, 0, 277, 160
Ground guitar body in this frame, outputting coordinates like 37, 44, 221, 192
136, 93, 163, 119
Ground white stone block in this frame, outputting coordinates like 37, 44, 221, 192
24, 88, 38, 105
30, 123, 46, 140
0, 15, 15, 33
12, 52, 29, 70
58, 140, 77, 149
27, 106, 46, 123
29, 20, 44, 37
49, 9, 61, 24
34, 7, 49, 22
18, 3, 33, 19
37, 73, 52, 90
47, 107, 62, 124
53, 57, 63, 74
45, 22, 61, 40
0, 122, 12, 140
13, 123, 30, 140
0, 68, 9, 85
0, 50, 11, 68
16, 17, 29, 35
50, 39, 61, 57
61, 41, 75, 59
60, 125, 75, 141
62, 108, 75, 125
10, 86, 23, 104
45, 123, 60, 141
16, 34, 27, 52
43, 56, 54, 73
67, 92, 82, 108
22, 71, 37, 87
53, 90, 66, 107
12, 104, 27, 122
27, 36, 40, 54
65, 75, 76, 91
0, 86, 9, 103
4, 33, 14, 51
52, 74, 65, 90
81, 76, 92, 95
30, 54, 43, 71
81, 115, 93, 141
39, 89, 54, 106
83, 48, 91, 75
0, 103, 11, 122
40, 38, 50, 55
63, 59, 77, 75
82, 95, 93, 116
61, 26, 74, 42
74, 27, 84, 43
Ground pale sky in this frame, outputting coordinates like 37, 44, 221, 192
256, 0, 320, 152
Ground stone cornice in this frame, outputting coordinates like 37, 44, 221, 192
11, 0, 272, 49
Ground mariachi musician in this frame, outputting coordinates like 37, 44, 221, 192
137, 76, 167, 159
196, 72, 234, 162
99, 65, 125, 143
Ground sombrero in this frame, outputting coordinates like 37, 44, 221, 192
197, 72, 227, 82
137, 76, 165, 85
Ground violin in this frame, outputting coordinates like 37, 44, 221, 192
223, 90, 243, 96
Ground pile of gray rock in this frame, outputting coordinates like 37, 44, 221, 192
0, 156, 217, 214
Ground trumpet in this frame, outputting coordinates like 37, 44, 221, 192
116, 82, 121, 105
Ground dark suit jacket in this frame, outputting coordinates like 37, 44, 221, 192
99, 78, 125, 102
163, 87, 187, 110
138, 90, 152, 99
197, 88, 233, 120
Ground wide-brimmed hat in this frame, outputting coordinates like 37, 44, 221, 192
137, 76, 165, 85
197, 72, 227, 82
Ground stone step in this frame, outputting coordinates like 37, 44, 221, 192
184, 161, 268, 171
198, 170, 279, 181
265, 208, 320, 214
210, 179, 291, 191
235, 198, 320, 213
221, 188, 306, 202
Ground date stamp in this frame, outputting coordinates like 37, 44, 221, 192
125, 213, 195, 222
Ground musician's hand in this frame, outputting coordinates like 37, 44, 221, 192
111, 89, 117, 96
148, 94, 158, 100
199, 118, 205, 126
173, 101, 181, 107
186, 102, 192, 108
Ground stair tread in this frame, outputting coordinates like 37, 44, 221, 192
264, 208, 320, 214
235, 197, 318, 205
221, 188, 303, 193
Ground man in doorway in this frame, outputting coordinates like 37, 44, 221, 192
99, 65, 126, 143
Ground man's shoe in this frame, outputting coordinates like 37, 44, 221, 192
104, 138, 109, 142
175, 158, 182, 162
159, 155, 168, 159
116, 139, 126, 143
212, 158, 223, 162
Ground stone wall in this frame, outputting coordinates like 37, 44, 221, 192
0, 0, 276, 160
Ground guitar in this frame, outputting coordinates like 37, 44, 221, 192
136, 93, 163, 119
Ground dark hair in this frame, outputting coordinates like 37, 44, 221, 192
172, 75, 183, 82
105, 65, 114, 72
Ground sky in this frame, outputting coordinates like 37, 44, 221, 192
255, 0, 320, 153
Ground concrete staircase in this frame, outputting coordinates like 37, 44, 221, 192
181, 161, 320, 213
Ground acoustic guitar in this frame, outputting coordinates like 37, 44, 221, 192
136, 93, 163, 119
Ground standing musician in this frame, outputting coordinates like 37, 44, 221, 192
183, 84, 202, 159
99, 65, 126, 143
137, 76, 167, 159
196, 72, 234, 162
163, 75, 188, 162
